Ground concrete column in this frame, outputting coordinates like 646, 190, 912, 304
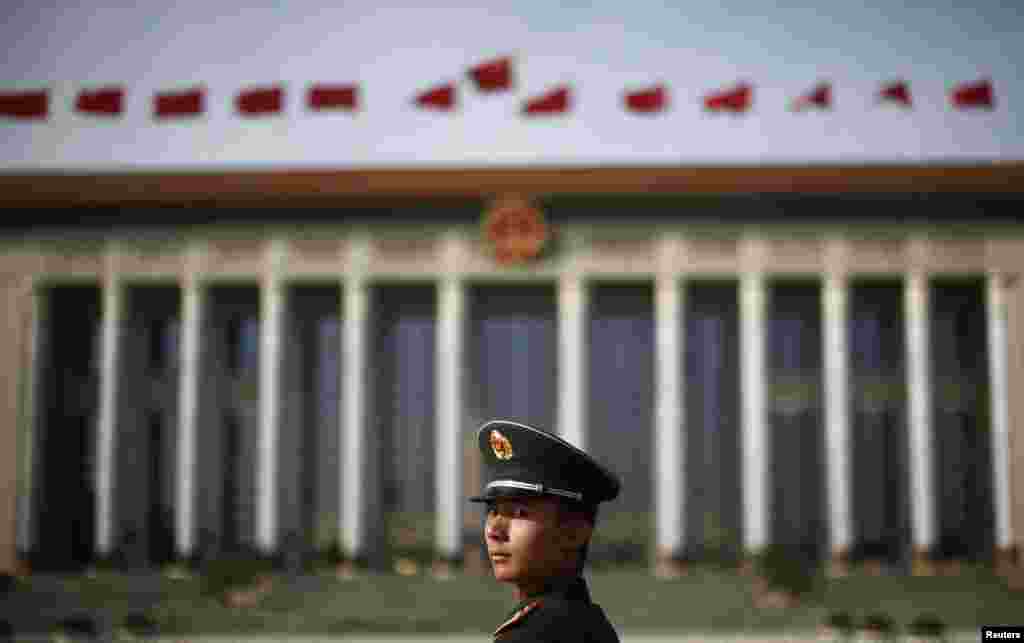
341, 234, 370, 559
557, 272, 587, 449
95, 250, 123, 556
905, 272, 937, 564
256, 239, 285, 553
986, 273, 1014, 554
823, 273, 853, 566
436, 262, 465, 562
740, 272, 768, 553
435, 232, 473, 572
176, 245, 203, 557
654, 273, 684, 564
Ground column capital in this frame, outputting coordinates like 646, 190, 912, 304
822, 236, 850, 276
102, 238, 123, 279
655, 232, 685, 277
988, 270, 1020, 290
265, 237, 287, 277
438, 230, 470, 277
905, 237, 931, 273
738, 237, 769, 272
183, 241, 206, 284
345, 232, 373, 277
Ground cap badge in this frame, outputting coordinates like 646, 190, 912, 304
490, 429, 514, 460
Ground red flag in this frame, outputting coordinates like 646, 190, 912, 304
704, 83, 752, 113
790, 82, 831, 111
877, 81, 911, 107
308, 84, 358, 111
0, 89, 48, 119
154, 87, 204, 119
75, 86, 124, 116
236, 85, 284, 116
415, 83, 455, 110
469, 57, 513, 92
951, 78, 994, 109
523, 86, 570, 116
624, 85, 667, 114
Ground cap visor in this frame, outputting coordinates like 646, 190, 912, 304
468, 487, 546, 503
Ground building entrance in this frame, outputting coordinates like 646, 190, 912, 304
279, 285, 341, 557
767, 282, 826, 563
588, 283, 655, 565
849, 281, 910, 567
684, 281, 742, 563
197, 286, 260, 555
32, 285, 101, 571
116, 285, 180, 566
931, 280, 994, 561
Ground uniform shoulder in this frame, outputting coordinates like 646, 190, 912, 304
494, 597, 619, 643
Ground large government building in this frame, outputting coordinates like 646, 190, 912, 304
1, 176, 1023, 577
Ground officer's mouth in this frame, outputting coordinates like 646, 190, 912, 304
490, 552, 512, 565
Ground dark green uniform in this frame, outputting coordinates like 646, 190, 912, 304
469, 420, 623, 643
492, 576, 620, 643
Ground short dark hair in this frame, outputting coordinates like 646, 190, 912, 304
557, 500, 599, 573
559, 499, 598, 524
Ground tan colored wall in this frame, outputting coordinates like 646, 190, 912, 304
1008, 276, 1024, 558
0, 280, 17, 573
0, 257, 32, 575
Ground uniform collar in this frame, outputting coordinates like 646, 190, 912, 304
508, 575, 591, 617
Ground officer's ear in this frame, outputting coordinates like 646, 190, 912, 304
555, 503, 593, 549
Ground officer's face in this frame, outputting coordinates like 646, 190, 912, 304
484, 496, 572, 594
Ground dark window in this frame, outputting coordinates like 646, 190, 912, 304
225, 316, 258, 375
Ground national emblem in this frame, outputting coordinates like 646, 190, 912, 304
482, 195, 549, 265
490, 429, 514, 460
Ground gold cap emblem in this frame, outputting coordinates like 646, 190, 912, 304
490, 429, 514, 460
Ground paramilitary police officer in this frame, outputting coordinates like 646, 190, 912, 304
470, 419, 622, 643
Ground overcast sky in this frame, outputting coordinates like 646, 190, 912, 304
1, 0, 1020, 168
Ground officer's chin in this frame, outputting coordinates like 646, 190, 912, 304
490, 558, 517, 581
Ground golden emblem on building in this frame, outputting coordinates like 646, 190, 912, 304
482, 194, 549, 265
490, 429, 514, 460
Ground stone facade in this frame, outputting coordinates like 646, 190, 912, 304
2, 218, 1023, 574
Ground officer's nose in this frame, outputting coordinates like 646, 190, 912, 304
485, 514, 508, 543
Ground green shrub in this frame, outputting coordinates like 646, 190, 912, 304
307, 539, 348, 571
756, 545, 818, 597
200, 554, 273, 597
908, 613, 947, 639
863, 612, 897, 638
702, 513, 741, 568
386, 512, 437, 566
825, 610, 855, 635
122, 610, 160, 636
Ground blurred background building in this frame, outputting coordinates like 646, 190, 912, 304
1, 0, 1023, 579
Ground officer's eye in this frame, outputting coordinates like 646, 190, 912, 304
511, 505, 528, 518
